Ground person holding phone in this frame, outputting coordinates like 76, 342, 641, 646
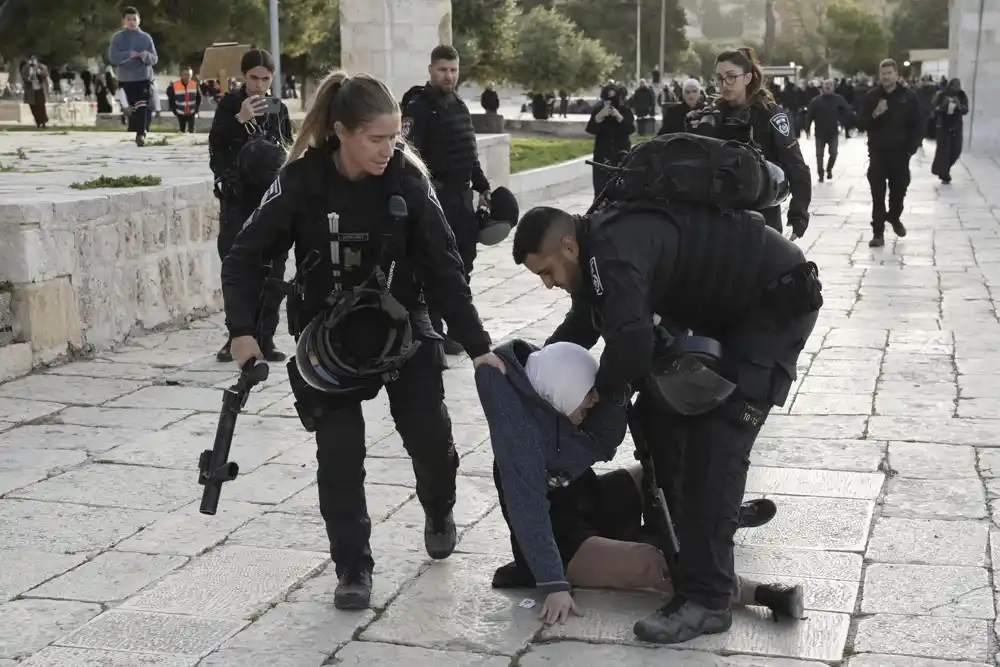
208, 48, 294, 364
585, 84, 635, 197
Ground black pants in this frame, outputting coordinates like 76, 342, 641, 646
120, 80, 151, 137
177, 115, 195, 133
815, 133, 839, 174
591, 153, 623, 199
867, 149, 911, 234
429, 182, 477, 338
759, 207, 783, 235
932, 127, 962, 180
217, 200, 286, 343
637, 308, 818, 609
289, 337, 459, 575
495, 464, 646, 574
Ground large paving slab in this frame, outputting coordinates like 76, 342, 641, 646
1, 137, 1000, 664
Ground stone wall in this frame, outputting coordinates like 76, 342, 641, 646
949, 0, 1000, 155
0, 101, 97, 126
0, 135, 511, 375
340, 0, 452, 102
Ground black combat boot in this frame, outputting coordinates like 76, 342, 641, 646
633, 595, 732, 644
889, 220, 907, 238
492, 561, 536, 589
737, 498, 777, 529
425, 510, 457, 560
869, 235, 885, 248
260, 338, 287, 362
826, 168, 833, 181
334, 567, 373, 610
754, 583, 805, 621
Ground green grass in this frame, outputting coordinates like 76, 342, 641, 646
1, 124, 181, 134
70, 175, 163, 190
509, 137, 593, 173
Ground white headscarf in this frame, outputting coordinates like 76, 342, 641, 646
525, 342, 599, 417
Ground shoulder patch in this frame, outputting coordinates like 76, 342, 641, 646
589, 256, 604, 296
770, 112, 791, 137
259, 176, 282, 208
401, 117, 413, 139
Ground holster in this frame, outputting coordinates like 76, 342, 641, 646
760, 261, 823, 324
286, 358, 324, 432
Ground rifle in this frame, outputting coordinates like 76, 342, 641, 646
198, 357, 270, 515
624, 395, 681, 582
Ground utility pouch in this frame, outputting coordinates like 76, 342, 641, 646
761, 261, 823, 323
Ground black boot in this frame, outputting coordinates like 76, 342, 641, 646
817, 167, 824, 183
869, 235, 885, 248
633, 595, 732, 644
216, 339, 233, 362
754, 583, 805, 621
890, 220, 907, 238
826, 168, 833, 181
737, 498, 777, 529
492, 561, 536, 589
260, 338, 287, 362
425, 510, 457, 560
334, 567, 373, 610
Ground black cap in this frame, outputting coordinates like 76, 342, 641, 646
241, 49, 275, 75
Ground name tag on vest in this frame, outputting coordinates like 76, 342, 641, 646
338, 232, 369, 243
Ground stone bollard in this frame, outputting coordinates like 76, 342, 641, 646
472, 113, 505, 134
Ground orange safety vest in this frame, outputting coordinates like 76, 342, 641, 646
171, 79, 198, 115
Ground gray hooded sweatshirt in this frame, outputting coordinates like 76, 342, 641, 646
475, 339, 628, 593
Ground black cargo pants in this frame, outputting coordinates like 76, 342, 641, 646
429, 181, 478, 337
816, 132, 839, 174
636, 307, 818, 610
287, 336, 459, 576
217, 199, 287, 343
867, 149, 912, 234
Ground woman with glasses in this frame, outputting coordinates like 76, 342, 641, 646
687, 47, 812, 240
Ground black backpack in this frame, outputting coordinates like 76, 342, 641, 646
599, 132, 774, 211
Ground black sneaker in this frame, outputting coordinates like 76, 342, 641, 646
425, 510, 457, 560
755, 583, 805, 621
890, 220, 907, 238
941, 175, 952, 184
492, 561, 536, 589
633, 595, 732, 644
817, 171, 824, 184
260, 340, 287, 362
737, 499, 777, 529
216, 340, 233, 362
441, 337, 464, 356
869, 235, 885, 248
334, 568, 373, 610
826, 169, 833, 181
136, 134, 145, 147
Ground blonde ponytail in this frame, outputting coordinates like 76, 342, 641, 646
284, 71, 348, 165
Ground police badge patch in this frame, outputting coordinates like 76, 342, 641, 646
770, 112, 791, 137
589, 256, 604, 296
259, 177, 282, 208
401, 117, 413, 138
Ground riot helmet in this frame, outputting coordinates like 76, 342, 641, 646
477, 186, 520, 246
295, 287, 421, 394
759, 160, 790, 209
238, 137, 286, 192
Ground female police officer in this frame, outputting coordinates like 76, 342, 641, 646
687, 47, 812, 239
221, 70, 503, 611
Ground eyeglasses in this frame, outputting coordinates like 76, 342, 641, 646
714, 73, 747, 86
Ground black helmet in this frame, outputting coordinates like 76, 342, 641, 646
761, 160, 790, 209
295, 287, 421, 394
477, 186, 520, 246
237, 137, 285, 190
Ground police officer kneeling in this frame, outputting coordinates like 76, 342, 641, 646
221, 70, 502, 611
511, 150, 822, 643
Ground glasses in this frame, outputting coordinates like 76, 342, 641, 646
714, 73, 747, 86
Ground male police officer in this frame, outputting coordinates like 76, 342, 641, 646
209, 48, 294, 362
511, 202, 821, 643
402, 45, 491, 355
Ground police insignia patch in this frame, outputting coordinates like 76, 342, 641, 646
589, 256, 604, 296
401, 117, 413, 138
770, 112, 791, 137
259, 177, 282, 208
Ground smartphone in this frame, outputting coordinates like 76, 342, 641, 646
260, 96, 281, 115
603, 100, 612, 108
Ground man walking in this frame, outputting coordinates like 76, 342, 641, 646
167, 66, 201, 133
857, 59, 923, 248
805, 79, 854, 183
107, 6, 158, 146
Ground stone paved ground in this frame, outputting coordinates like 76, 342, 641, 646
1, 136, 999, 666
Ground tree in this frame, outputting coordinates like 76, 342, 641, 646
506, 6, 618, 93
0, 0, 122, 65
888, 0, 948, 60
823, 0, 890, 75
452, 0, 520, 84
700, 0, 741, 40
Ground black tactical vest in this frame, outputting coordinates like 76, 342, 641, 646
420, 88, 479, 180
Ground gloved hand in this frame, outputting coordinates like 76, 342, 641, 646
788, 217, 808, 241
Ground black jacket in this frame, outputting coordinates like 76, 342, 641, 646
857, 85, 923, 154
687, 102, 811, 231
546, 203, 807, 401
658, 101, 704, 135
933, 89, 969, 131
805, 93, 854, 137
586, 100, 635, 160
221, 147, 491, 358
208, 86, 294, 180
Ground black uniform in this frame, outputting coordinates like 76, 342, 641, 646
546, 203, 820, 611
209, 85, 294, 348
931, 87, 968, 183
221, 147, 491, 576
857, 85, 922, 234
686, 103, 811, 236
402, 85, 490, 280
658, 102, 704, 136
805, 92, 853, 177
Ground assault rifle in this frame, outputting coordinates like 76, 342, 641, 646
198, 358, 270, 515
